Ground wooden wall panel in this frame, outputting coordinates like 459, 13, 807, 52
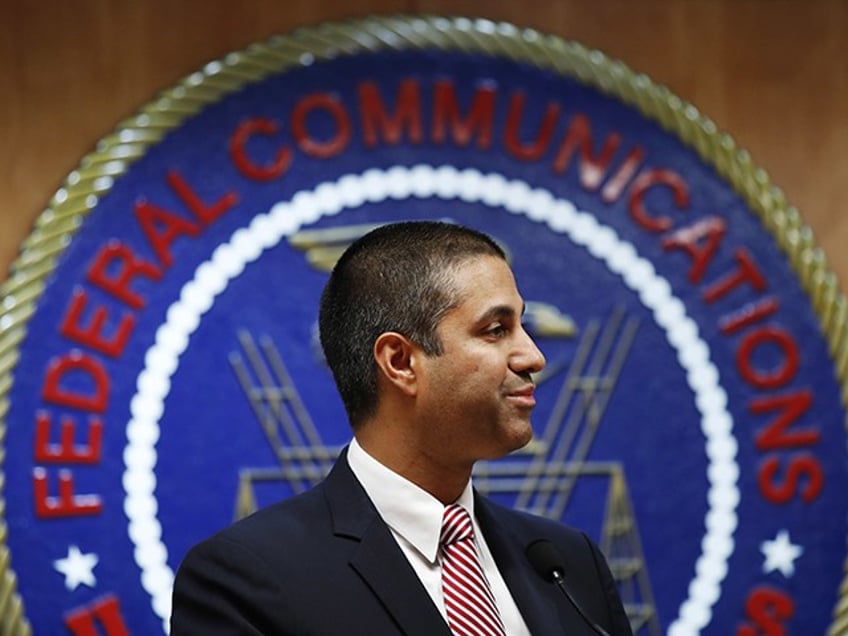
2, 0, 846, 288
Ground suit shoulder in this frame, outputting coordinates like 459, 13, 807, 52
477, 495, 604, 570
480, 495, 586, 542
192, 482, 328, 557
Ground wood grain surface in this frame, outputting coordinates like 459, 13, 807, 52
2, 0, 846, 290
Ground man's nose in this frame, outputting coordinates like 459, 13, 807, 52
514, 326, 546, 374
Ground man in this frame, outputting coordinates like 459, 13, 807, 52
171, 221, 632, 635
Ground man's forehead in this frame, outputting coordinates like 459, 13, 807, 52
451, 253, 513, 277
448, 257, 524, 312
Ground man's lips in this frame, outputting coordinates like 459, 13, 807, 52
506, 385, 536, 406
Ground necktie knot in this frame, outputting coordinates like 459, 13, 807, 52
440, 504, 474, 548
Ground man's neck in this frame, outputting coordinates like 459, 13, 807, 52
354, 427, 473, 504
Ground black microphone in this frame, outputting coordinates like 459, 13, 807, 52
525, 539, 612, 636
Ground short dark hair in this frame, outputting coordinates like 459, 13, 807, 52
318, 221, 506, 426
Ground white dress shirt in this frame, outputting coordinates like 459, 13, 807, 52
347, 438, 532, 635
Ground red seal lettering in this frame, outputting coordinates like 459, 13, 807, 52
737, 585, 795, 636
64, 595, 130, 636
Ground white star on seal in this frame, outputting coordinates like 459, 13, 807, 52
760, 529, 804, 577
54, 545, 99, 591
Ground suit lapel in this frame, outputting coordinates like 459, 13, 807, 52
350, 520, 452, 636
475, 495, 567, 636
323, 451, 452, 636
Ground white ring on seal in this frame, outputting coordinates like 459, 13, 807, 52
123, 165, 739, 635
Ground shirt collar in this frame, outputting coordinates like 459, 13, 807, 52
347, 437, 475, 564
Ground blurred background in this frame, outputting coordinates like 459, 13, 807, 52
2, 0, 846, 289
2, 3, 846, 633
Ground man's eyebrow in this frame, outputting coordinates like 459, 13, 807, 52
477, 304, 522, 323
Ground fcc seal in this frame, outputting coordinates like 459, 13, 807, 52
1, 16, 846, 635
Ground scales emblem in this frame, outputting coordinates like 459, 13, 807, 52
229, 223, 661, 634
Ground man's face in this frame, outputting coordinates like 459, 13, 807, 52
415, 255, 546, 468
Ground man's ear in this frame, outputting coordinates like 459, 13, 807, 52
373, 332, 418, 396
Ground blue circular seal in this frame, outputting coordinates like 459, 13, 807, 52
1, 16, 845, 635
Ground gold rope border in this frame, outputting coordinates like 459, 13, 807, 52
0, 14, 845, 635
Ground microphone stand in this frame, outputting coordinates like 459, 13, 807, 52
549, 568, 611, 636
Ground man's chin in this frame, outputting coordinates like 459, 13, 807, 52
496, 425, 535, 457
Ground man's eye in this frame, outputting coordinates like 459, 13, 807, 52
485, 324, 508, 337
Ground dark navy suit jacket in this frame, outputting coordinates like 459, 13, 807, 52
171, 451, 632, 635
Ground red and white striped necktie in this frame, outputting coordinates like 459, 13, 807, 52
439, 504, 507, 636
